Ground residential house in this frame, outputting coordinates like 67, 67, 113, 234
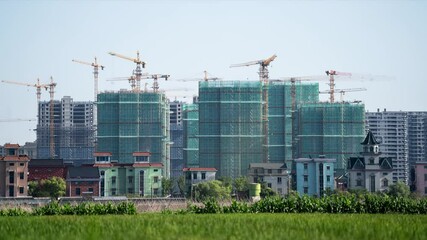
295, 157, 336, 196
0, 144, 30, 197
183, 167, 217, 196
66, 166, 100, 197
414, 162, 427, 196
28, 159, 68, 181
248, 163, 290, 196
348, 130, 393, 193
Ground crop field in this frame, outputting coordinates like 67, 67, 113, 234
0, 213, 425, 240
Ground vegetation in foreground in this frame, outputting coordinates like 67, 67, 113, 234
0, 213, 425, 240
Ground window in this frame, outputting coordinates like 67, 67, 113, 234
326, 165, 330, 170
111, 176, 116, 185
383, 179, 388, 187
267, 183, 272, 188
425, 187, 427, 194
135, 156, 148, 162
303, 187, 308, 194
278, 188, 282, 194
193, 173, 197, 180
277, 177, 282, 184
128, 188, 134, 194
326, 175, 331, 182
424, 174, 427, 182
357, 172, 362, 176
304, 175, 308, 182
112, 188, 117, 196
383, 172, 388, 176
201, 172, 206, 180
9, 171, 14, 184
19, 187, 24, 194
267, 169, 272, 174
153, 188, 159, 195
356, 179, 362, 186
154, 176, 159, 183
20, 172, 24, 180
88, 188, 93, 193
9, 163, 14, 166
154, 169, 158, 172
128, 176, 134, 184
369, 158, 375, 165
76, 188, 81, 196
20, 163, 24, 166
100, 171, 105, 176
304, 163, 308, 170
9, 186, 14, 197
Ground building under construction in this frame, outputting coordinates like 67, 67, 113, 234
96, 90, 170, 177
37, 96, 95, 165
297, 102, 366, 172
183, 104, 199, 168
268, 81, 319, 166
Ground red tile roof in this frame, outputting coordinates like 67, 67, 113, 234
1, 156, 30, 161
132, 163, 163, 168
93, 163, 114, 167
132, 152, 151, 157
4, 143, 20, 148
183, 168, 217, 172
94, 152, 112, 157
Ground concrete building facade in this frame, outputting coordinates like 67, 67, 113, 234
0, 144, 30, 197
414, 162, 427, 196
94, 152, 163, 197
248, 163, 290, 196
295, 157, 336, 196
37, 96, 95, 164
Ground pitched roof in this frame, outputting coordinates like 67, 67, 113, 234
132, 163, 163, 168
94, 152, 112, 157
132, 152, 151, 157
348, 157, 365, 169
4, 143, 20, 148
183, 168, 217, 172
379, 157, 393, 169
249, 163, 287, 170
361, 130, 380, 145
67, 166, 99, 179
29, 159, 64, 167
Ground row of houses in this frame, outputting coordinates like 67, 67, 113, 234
1, 130, 427, 198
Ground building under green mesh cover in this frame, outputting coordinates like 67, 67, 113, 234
183, 104, 199, 168
97, 91, 170, 175
297, 102, 365, 170
198, 81, 264, 179
268, 82, 319, 165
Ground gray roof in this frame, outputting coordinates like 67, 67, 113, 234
361, 130, 380, 145
29, 159, 64, 167
67, 166, 99, 179
249, 163, 287, 169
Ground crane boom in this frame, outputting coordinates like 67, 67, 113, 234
1, 80, 36, 87
108, 51, 146, 66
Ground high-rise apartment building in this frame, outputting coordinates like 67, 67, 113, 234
183, 104, 199, 168
96, 90, 170, 177
366, 110, 427, 184
170, 100, 184, 179
37, 96, 95, 165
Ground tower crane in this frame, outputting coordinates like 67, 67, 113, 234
108, 51, 146, 92
174, 71, 222, 82
325, 70, 352, 103
140, 74, 170, 92
230, 54, 277, 164
319, 88, 367, 102
107, 73, 169, 92
1, 78, 51, 103
72, 57, 105, 102
45, 77, 57, 159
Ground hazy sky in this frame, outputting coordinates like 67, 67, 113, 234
1, 0, 426, 145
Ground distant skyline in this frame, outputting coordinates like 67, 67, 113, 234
1, 0, 426, 144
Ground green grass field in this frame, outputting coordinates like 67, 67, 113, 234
0, 213, 425, 240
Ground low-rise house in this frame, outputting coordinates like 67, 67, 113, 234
0, 143, 30, 197
183, 167, 217, 197
414, 162, 427, 196
348, 130, 393, 193
248, 163, 290, 196
66, 166, 100, 197
94, 152, 163, 197
28, 159, 68, 181
295, 157, 336, 196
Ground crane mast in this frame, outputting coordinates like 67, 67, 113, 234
109, 51, 146, 92
325, 70, 352, 103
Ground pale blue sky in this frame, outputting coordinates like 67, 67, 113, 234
1, 0, 426, 144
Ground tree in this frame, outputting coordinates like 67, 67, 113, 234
193, 180, 231, 201
233, 177, 249, 199
260, 182, 277, 198
177, 175, 186, 197
387, 181, 410, 198
161, 178, 173, 197
29, 176, 66, 198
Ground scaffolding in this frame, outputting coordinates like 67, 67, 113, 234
183, 104, 199, 168
37, 97, 95, 164
97, 90, 170, 176
198, 81, 264, 179
297, 102, 365, 171
268, 82, 319, 167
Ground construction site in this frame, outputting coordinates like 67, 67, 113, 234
1, 52, 371, 182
